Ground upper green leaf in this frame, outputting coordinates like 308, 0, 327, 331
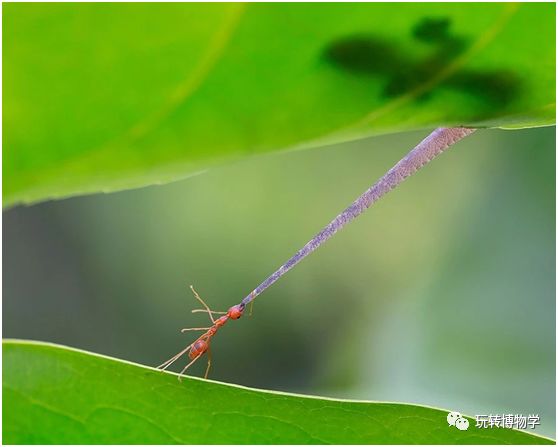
3, 3, 555, 206
3, 340, 554, 444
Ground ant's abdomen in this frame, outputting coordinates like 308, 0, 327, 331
189, 339, 208, 359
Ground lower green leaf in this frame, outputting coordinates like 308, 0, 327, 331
3, 340, 553, 444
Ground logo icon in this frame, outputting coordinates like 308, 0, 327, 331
448, 411, 469, 431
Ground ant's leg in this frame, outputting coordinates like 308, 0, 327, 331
181, 327, 210, 333
191, 309, 226, 316
204, 347, 212, 379
157, 342, 194, 370
247, 291, 256, 316
189, 285, 217, 324
177, 353, 203, 381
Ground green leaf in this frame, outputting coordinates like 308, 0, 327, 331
3, 340, 554, 444
4, 3, 555, 206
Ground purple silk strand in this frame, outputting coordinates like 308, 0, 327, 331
240, 127, 476, 309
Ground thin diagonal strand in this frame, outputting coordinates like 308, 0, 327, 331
240, 127, 476, 308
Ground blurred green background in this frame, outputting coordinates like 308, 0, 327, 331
3, 126, 555, 436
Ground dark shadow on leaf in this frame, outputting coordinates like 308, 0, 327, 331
323, 16, 521, 110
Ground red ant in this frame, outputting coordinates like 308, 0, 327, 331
157, 286, 244, 379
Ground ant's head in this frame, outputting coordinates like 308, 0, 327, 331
227, 304, 243, 320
